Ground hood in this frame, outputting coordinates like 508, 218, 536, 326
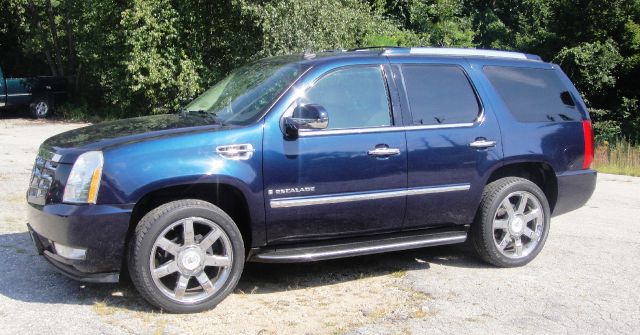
41, 113, 230, 163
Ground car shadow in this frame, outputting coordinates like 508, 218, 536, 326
0, 230, 491, 312
0, 107, 29, 119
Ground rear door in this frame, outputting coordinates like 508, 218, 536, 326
388, 58, 503, 229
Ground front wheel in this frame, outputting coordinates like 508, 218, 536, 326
470, 177, 551, 267
128, 199, 244, 313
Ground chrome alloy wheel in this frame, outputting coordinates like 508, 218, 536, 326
35, 101, 48, 117
492, 191, 544, 259
149, 217, 233, 303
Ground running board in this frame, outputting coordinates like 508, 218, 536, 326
248, 228, 467, 263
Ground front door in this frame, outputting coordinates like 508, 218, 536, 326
263, 64, 407, 244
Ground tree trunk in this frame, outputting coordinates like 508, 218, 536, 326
45, 0, 65, 77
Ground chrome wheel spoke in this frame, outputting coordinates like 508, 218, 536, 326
517, 194, 528, 214
501, 198, 516, 218
153, 261, 179, 278
174, 274, 190, 300
514, 237, 523, 256
196, 272, 215, 294
199, 229, 222, 250
204, 255, 231, 268
524, 209, 541, 223
156, 237, 180, 255
493, 219, 509, 230
498, 233, 512, 250
183, 219, 195, 245
523, 227, 539, 241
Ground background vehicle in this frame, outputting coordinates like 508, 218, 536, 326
0, 65, 66, 118
26, 47, 596, 313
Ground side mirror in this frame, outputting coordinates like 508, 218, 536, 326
284, 104, 329, 137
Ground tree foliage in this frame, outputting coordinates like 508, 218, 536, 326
0, 0, 639, 140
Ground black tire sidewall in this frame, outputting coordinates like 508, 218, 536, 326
130, 200, 245, 313
477, 178, 551, 267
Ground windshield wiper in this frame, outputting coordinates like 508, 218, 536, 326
184, 109, 225, 125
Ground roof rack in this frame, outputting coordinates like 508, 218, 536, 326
382, 47, 542, 61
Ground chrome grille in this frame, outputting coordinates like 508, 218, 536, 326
28, 155, 58, 204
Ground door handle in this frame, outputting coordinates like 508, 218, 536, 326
368, 146, 401, 156
469, 138, 497, 149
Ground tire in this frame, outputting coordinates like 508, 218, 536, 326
29, 96, 52, 118
470, 177, 551, 267
128, 199, 245, 313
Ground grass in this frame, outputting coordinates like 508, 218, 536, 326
593, 139, 640, 177
55, 103, 132, 123
390, 270, 407, 278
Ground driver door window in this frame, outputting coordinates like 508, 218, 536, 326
300, 66, 392, 129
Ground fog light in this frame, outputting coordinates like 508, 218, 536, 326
54, 242, 87, 260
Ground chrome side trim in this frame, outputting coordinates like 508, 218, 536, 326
406, 184, 471, 196
6, 93, 32, 97
271, 188, 407, 208
298, 126, 401, 137
270, 183, 470, 208
402, 123, 475, 131
298, 123, 476, 137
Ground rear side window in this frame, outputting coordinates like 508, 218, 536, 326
483, 66, 581, 122
401, 65, 480, 125
300, 66, 391, 129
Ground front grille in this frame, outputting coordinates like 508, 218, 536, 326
28, 155, 58, 205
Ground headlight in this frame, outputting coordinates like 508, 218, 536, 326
63, 151, 104, 204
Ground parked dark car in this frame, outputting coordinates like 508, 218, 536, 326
26, 47, 596, 313
0, 65, 66, 118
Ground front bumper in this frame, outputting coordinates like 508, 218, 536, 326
27, 202, 133, 283
552, 169, 597, 217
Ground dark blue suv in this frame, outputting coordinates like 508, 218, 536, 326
26, 47, 596, 313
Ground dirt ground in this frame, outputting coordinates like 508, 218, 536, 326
0, 116, 638, 334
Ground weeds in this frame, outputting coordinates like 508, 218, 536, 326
593, 139, 640, 177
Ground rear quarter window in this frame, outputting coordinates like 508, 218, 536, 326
483, 66, 582, 122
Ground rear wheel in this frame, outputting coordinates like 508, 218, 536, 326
30, 96, 51, 118
471, 177, 550, 267
129, 199, 244, 313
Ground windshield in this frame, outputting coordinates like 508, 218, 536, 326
184, 58, 308, 125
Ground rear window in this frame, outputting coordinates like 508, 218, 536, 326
401, 65, 480, 125
483, 66, 582, 122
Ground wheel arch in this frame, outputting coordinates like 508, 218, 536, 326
122, 180, 260, 275
484, 160, 558, 213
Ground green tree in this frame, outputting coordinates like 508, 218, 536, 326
244, 0, 399, 55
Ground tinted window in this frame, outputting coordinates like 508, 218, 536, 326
483, 66, 581, 122
300, 66, 391, 129
401, 65, 480, 125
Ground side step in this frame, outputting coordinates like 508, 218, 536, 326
248, 228, 467, 263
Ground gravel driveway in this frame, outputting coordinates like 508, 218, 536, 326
0, 117, 638, 335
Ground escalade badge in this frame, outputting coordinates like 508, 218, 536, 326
268, 186, 315, 196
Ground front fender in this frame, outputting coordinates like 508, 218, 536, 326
96, 124, 265, 244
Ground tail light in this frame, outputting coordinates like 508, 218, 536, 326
582, 120, 594, 169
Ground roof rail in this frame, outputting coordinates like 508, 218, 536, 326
383, 47, 542, 61
348, 46, 400, 52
